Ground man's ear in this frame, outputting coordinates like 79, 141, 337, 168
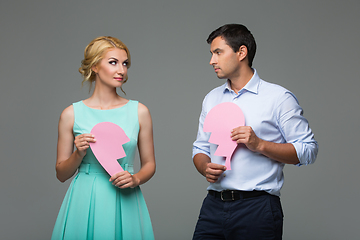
238, 45, 248, 62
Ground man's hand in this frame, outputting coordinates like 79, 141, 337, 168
231, 126, 263, 152
205, 162, 226, 183
193, 153, 226, 182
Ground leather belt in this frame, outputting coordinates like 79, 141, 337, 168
208, 190, 269, 201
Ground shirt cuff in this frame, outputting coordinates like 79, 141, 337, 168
192, 147, 210, 159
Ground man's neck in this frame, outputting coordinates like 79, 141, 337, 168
228, 67, 254, 94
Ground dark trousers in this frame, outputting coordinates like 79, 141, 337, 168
193, 192, 283, 240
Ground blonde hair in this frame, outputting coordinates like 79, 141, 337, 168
79, 36, 131, 93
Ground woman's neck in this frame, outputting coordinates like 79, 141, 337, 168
85, 84, 126, 110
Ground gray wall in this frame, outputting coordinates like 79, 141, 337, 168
1, 1, 359, 239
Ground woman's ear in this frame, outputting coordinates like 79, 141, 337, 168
92, 64, 98, 73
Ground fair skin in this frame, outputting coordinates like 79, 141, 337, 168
56, 48, 156, 188
193, 36, 299, 183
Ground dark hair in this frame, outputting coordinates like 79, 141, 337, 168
207, 24, 257, 67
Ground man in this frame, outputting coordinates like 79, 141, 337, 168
192, 24, 318, 240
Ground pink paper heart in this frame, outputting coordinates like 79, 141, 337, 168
89, 122, 130, 176
203, 102, 245, 170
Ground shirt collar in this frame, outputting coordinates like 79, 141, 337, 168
223, 68, 260, 95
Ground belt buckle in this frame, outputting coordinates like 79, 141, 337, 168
221, 190, 235, 201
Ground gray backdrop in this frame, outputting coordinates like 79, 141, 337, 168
1, 1, 359, 239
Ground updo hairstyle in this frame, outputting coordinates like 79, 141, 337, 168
79, 36, 131, 92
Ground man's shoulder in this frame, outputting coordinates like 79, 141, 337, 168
205, 83, 227, 97
259, 79, 294, 96
199, 83, 228, 110
259, 79, 288, 91
258, 79, 299, 105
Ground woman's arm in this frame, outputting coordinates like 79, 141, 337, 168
55, 105, 95, 182
110, 103, 156, 188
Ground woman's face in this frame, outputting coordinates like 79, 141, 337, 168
93, 48, 129, 88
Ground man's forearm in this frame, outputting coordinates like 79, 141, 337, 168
257, 140, 299, 164
193, 153, 211, 177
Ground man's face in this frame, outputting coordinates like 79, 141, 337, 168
209, 36, 240, 80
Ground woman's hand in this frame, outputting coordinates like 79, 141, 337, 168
74, 134, 96, 158
109, 171, 140, 189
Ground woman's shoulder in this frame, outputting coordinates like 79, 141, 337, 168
136, 101, 151, 123
127, 99, 147, 111
136, 101, 150, 113
59, 104, 75, 123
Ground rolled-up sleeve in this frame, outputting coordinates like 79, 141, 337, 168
277, 92, 318, 166
192, 98, 211, 159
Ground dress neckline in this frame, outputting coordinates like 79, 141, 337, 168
80, 100, 130, 111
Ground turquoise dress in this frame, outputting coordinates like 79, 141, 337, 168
51, 100, 154, 240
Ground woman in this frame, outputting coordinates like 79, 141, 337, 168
52, 36, 156, 239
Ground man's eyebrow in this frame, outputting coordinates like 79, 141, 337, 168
210, 48, 221, 53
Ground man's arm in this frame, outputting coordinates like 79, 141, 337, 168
231, 91, 318, 165
231, 126, 299, 164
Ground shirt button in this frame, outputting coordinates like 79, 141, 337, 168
223, 174, 226, 177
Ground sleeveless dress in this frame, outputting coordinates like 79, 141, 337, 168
51, 100, 154, 240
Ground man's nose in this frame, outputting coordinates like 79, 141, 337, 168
209, 55, 216, 65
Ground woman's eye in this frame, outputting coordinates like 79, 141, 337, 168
109, 61, 117, 65
122, 61, 128, 67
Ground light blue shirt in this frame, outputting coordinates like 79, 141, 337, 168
192, 69, 318, 196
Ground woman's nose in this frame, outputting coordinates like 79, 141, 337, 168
117, 65, 126, 74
